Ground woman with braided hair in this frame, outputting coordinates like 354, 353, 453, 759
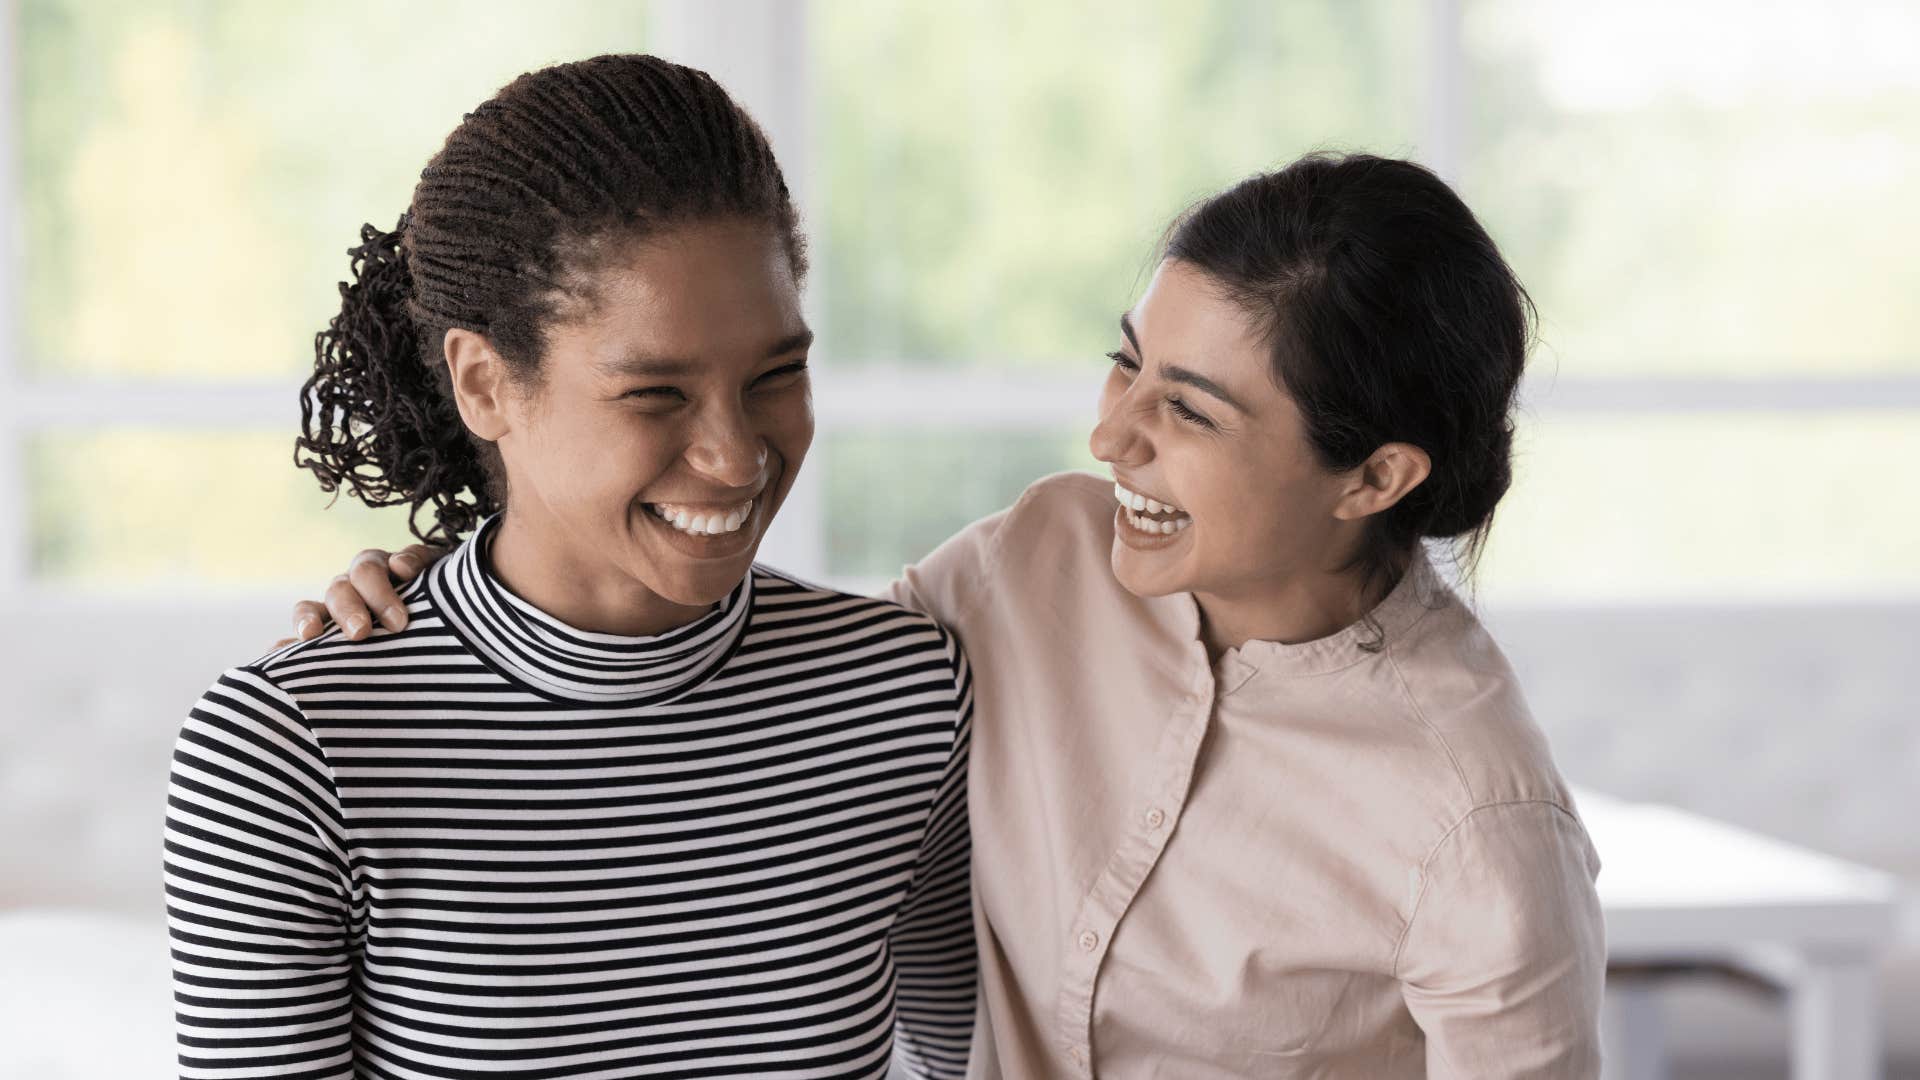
165, 55, 974, 1079
263, 69, 1606, 1080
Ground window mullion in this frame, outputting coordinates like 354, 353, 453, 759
0, 0, 30, 595
652, 0, 822, 578
1422, 0, 1464, 184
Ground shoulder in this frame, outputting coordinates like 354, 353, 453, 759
752, 564, 961, 656
1383, 593, 1577, 816
749, 566, 972, 719
1002, 469, 1114, 538
238, 573, 446, 691
175, 662, 335, 795
988, 470, 1120, 589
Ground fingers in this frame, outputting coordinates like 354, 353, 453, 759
326, 571, 377, 641
348, 548, 412, 633
388, 543, 438, 581
291, 600, 329, 641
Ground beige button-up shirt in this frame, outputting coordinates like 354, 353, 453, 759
886, 471, 1604, 1079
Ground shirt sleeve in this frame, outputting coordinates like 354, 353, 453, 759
163, 666, 358, 1079
887, 628, 978, 1079
1394, 800, 1606, 1080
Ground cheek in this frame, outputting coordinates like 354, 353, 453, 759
759, 391, 816, 466
782, 394, 818, 454
1183, 457, 1314, 556
546, 413, 681, 495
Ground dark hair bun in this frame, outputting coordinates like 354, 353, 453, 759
1422, 424, 1515, 540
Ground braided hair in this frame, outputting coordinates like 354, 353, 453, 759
296, 54, 805, 547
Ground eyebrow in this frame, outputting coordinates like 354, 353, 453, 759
1119, 313, 1249, 414
596, 329, 815, 378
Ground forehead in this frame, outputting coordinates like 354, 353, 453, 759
554, 219, 805, 367
1131, 259, 1267, 361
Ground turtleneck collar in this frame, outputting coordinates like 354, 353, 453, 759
426, 513, 754, 705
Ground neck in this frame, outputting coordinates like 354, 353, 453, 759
489, 510, 716, 637
1193, 556, 1405, 662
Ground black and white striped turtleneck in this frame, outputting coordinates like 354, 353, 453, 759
164, 514, 975, 1079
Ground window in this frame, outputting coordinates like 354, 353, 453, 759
4, 0, 1915, 603
1461, 0, 1920, 600
4, 0, 656, 588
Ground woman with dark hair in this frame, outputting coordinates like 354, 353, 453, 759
294, 153, 1604, 1076
165, 55, 974, 1079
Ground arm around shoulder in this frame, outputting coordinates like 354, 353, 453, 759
887, 627, 978, 1077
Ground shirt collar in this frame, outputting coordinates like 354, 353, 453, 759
426, 513, 753, 705
1185, 548, 1449, 684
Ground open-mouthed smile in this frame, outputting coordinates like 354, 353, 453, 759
647, 498, 755, 537
1113, 480, 1191, 537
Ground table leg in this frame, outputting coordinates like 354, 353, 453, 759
1790, 955, 1880, 1080
1601, 984, 1667, 1080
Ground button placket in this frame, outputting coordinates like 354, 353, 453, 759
1054, 671, 1216, 1076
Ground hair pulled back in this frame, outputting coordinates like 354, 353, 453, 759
1164, 152, 1531, 602
297, 54, 804, 546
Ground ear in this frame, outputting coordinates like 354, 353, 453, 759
443, 328, 515, 442
1332, 442, 1432, 522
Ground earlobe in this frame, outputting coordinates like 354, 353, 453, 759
444, 328, 512, 441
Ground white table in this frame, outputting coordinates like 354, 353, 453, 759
1582, 789, 1904, 1080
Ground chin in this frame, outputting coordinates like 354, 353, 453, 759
1109, 542, 1188, 600
654, 554, 760, 607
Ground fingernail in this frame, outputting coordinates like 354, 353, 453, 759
383, 606, 407, 627
344, 616, 367, 637
392, 554, 419, 574
296, 614, 320, 637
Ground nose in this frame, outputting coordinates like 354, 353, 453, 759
1089, 384, 1150, 469
685, 400, 769, 489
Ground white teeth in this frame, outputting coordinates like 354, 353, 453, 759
651, 498, 754, 537
1114, 480, 1184, 517
1122, 506, 1192, 537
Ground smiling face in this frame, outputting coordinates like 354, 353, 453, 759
1090, 258, 1362, 606
459, 217, 813, 630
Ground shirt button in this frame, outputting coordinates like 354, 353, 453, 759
1078, 930, 1099, 951
1144, 807, 1166, 829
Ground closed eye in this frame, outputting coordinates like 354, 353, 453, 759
623, 386, 686, 401
1106, 350, 1138, 373
1166, 395, 1215, 429
754, 360, 810, 387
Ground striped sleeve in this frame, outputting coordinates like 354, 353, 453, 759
163, 665, 358, 1080
887, 628, 978, 1079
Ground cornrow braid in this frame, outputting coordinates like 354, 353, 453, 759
295, 54, 805, 547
